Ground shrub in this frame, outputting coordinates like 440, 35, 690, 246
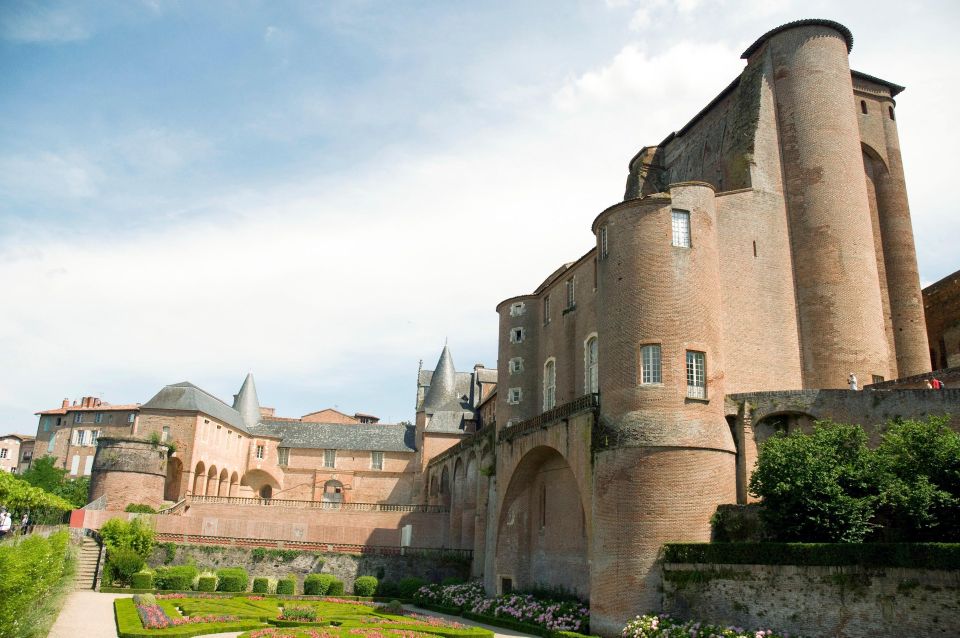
441, 576, 466, 586
0, 531, 70, 638
353, 575, 378, 596
749, 420, 876, 542
378, 580, 400, 597
216, 567, 249, 592
662, 542, 960, 570
303, 573, 337, 595
124, 503, 158, 514
107, 548, 146, 586
131, 571, 153, 589
100, 517, 156, 558
328, 578, 345, 596
162, 542, 177, 564
251, 547, 266, 562
280, 604, 317, 621
197, 575, 217, 592
252, 577, 270, 594
153, 564, 198, 591
398, 576, 428, 599
623, 614, 792, 638
383, 599, 404, 615
276, 577, 296, 595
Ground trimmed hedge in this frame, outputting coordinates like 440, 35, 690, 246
197, 576, 217, 592
276, 578, 296, 595
252, 577, 270, 594
154, 565, 198, 591
113, 598, 263, 638
417, 601, 464, 616
304, 573, 337, 595
131, 572, 153, 589
398, 576, 428, 599
0, 530, 71, 638
328, 578, 345, 596
461, 611, 591, 638
353, 575, 378, 596
663, 542, 960, 569
216, 567, 249, 592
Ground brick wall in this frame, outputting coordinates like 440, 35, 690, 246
924, 270, 960, 370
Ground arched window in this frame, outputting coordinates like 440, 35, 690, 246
543, 359, 556, 410
322, 479, 344, 503
259, 485, 272, 499
585, 336, 599, 394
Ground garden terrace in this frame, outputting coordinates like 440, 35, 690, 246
152, 533, 474, 559
167, 496, 448, 513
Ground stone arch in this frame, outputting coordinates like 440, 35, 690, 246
218, 468, 229, 497
229, 471, 239, 497
165, 456, 184, 501
206, 465, 218, 496
323, 479, 344, 504
450, 457, 465, 548
439, 465, 451, 508
428, 473, 439, 505
241, 468, 281, 500
193, 461, 206, 495
495, 445, 589, 598
754, 411, 817, 447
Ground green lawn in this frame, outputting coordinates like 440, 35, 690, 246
116, 595, 495, 638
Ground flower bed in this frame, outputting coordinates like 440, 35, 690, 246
622, 614, 798, 638
414, 582, 589, 633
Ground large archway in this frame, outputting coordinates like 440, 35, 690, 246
206, 465, 219, 496
165, 457, 184, 501
193, 461, 206, 495
241, 469, 281, 501
495, 446, 589, 598
322, 479, 344, 504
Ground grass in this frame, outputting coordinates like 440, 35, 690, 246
116, 595, 494, 638
14, 545, 77, 638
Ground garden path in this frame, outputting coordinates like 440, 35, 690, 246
402, 604, 536, 638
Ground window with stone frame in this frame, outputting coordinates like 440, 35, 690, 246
585, 336, 599, 393
641, 344, 662, 384
543, 359, 556, 410
371, 451, 384, 470
256, 444, 265, 459
686, 350, 706, 399
509, 301, 526, 317
509, 357, 524, 374
0, 448, 7, 459
508, 388, 522, 404
672, 210, 691, 248
324, 449, 336, 468
277, 447, 289, 466
510, 327, 525, 343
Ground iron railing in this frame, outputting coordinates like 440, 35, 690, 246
498, 393, 600, 444
186, 495, 448, 513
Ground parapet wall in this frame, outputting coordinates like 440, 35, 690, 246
662, 561, 960, 638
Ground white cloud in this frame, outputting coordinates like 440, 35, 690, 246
0, 3, 92, 43
0, 151, 102, 199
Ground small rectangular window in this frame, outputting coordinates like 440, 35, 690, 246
74, 413, 82, 424
509, 357, 524, 374
83, 455, 94, 475
56, 417, 62, 426
510, 327, 525, 343
277, 448, 289, 466
256, 444, 265, 459
672, 210, 691, 248
0, 449, 7, 459
162, 426, 170, 442
686, 351, 706, 399
371, 451, 384, 470
43, 418, 50, 432
91, 430, 100, 446
599, 226, 609, 259
71, 454, 80, 475
95, 412, 103, 424
508, 388, 522, 404
543, 295, 551, 324
324, 449, 336, 468
509, 302, 526, 317
872, 375, 885, 384
565, 277, 575, 309
641, 345, 662, 384
127, 413, 135, 424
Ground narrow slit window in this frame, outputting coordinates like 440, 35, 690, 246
599, 226, 609, 259
888, 106, 895, 120
543, 295, 551, 324
565, 277, 575, 309
256, 444, 265, 459
860, 100, 868, 114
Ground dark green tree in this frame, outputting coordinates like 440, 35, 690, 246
749, 420, 877, 542
20, 455, 91, 509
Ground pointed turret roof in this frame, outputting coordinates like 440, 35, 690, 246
422, 345, 459, 413
233, 373, 261, 430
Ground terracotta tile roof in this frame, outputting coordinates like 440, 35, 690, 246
36, 403, 140, 416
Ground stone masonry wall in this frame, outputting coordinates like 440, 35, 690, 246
662, 562, 960, 638
147, 544, 469, 594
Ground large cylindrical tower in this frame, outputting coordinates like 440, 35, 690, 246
756, 20, 891, 387
589, 183, 737, 634
875, 101, 930, 377
89, 437, 168, 511
495, 295, 540, 429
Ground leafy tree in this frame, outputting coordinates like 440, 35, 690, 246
872, 416, 960, 541
20, 456, 91, 508
0, 471, 74, 524
100, 517, 155, 557
749, 420, 877, 542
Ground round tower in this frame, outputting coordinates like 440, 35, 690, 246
89, 437, 168, 511
750, 20, 890, 387
495, 295, 540, 430
589, 183, 736, 633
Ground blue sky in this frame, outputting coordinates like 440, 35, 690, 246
1, 0, 958, 434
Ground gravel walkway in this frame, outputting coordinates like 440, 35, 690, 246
47, 592, 534, 638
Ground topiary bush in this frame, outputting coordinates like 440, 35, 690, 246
124, 503, 157, 514
153, 564, 198, 591
252, 577, 270, 594
216, 567, 249, 592
131, 571, 153, 589
106, 548, 145, 586
197, 575, 217, 592
377, 580, 400, 597
383, 599, 404, 615
398, 576, 428, 599
276, 576, 296, 595
353, 575, 378, 596
303, 573, 337, 595
328, 578, 345, 596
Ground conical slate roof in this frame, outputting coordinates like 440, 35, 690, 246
233, 373, 261, 430
422, 345, 459, 413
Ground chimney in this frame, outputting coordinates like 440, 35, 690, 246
474, 364, 485, 370
72, 400, 77, 406
62, 398, 69, 408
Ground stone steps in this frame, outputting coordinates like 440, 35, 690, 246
74, 539, 102, 590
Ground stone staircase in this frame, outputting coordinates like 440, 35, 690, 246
74, 537, 101, 590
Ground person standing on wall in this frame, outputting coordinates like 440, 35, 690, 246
848, 373, 858, 391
